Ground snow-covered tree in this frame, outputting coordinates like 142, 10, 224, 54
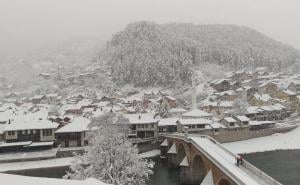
157, 97, 170, 118
232, 99, 249, 116
64, 113, 154, 185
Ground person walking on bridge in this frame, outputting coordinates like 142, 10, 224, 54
236, 156, 240, 167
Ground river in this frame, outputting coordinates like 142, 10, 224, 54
5, 150, 300, 185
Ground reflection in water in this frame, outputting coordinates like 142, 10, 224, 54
244, 150, 300, 185
147, 157, 180, 185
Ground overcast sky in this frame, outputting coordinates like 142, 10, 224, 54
0, 0, 300, 56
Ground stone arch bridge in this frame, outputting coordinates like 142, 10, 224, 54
160, 134, 282, 185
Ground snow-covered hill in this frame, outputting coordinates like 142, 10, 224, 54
99, 21, 300, 87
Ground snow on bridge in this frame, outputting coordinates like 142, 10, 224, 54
164, 133, 282, 185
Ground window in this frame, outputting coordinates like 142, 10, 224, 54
8, 131, 15, 136
197, 125, 205, 128
43, 129, 53, 136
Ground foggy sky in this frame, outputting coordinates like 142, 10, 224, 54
0, 0, 300, 56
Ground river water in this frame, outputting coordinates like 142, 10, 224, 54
6, 150, 300, 185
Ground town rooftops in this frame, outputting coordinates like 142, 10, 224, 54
55, 117, 91, 133
182, 109, 212, 118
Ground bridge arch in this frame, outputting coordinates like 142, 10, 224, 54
191, 155, 207, 184
217, 178, 232, 185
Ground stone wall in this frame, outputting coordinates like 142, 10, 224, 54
192, 126, 296, 143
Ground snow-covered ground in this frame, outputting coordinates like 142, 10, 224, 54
0, 173, 110, 185
224, 125, 300, 154
0, 149, 160, 172
0, 157, 73, 172
138, 149, 160, 158
0, 148, 58, 162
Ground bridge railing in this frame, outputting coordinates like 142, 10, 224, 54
194, 135, 282, 185
189, 134, 282, 185
165, 133, 282, 185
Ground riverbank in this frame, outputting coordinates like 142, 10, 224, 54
0, 149, 160, 173
224, 123, 300, 154
0, 173, 110, 185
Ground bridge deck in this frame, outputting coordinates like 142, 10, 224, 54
190, 136, 273, 185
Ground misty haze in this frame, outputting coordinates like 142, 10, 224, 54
0, 1, 300, 185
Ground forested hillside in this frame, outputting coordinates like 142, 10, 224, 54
101, 21, 300, 86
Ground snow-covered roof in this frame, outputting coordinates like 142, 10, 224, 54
210, 122, 227, 129
55, 117, 90, 133
283, 89, 296, 96
253, 93, 272, 102
124, 113, 158, 124
61, 104, 81, 111
246, 106, 259, 114
218, 101, 234, 107
97, 101, 110, 107
167, 143, 177, 154
178, 118, 212, 125
211, 78, 230, 85
260, 106, 275, 112
77, 99, 93, 107
160, 139, 168, 147
182, 109, 212, 118
201, 170, 214, 185
217, 90, 237, 96
46, 94, 58, 98
32, 95, 45, 100
165, 96, 176, 101
158, 118, 178, 126
223, 117, 237, 123
235, 116, 250, 122
179, 156, 189, 167
168, 107, 187, 114
4, 117, 59, 131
